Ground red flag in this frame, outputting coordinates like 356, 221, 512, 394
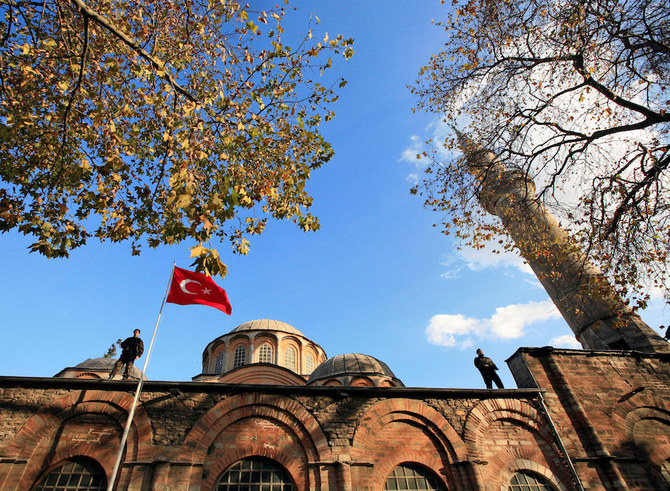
166, 267, 232, 314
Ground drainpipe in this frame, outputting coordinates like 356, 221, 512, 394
536, 392, 585, 491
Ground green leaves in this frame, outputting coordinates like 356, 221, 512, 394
0, 0, 353, 278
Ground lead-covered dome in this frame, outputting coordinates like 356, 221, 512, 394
54, 357, 143, 380
231, 319, 303, 336
307, 353, 404, 387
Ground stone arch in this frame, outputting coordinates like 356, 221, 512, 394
372, 453, 450, 491
611, 389, 670, 485
75, 372, 102, 379
462, 398, 571, 488
181, 393, 331, 490
499, 458, 568, 491
30, 455, 109, 490
350, 376, 374, 387
612, 388, 670, 434
463, 398, 547, 461
612, 389, 670, 458
352, 399, 467, 488
253, 332, 279, 344
2, 390, 153, 489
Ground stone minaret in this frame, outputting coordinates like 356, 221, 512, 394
460, 138, 669, 353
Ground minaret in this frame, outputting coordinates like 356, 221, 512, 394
460, 138, 669, 353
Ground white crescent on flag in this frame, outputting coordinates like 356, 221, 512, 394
179, 279, 201, 294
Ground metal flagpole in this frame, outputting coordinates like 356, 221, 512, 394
107, 263, 176, 491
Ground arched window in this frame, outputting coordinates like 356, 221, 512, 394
384, 463, 445, 490
508, 471, 554, 490
233, 345, 246, 368
214, 353, 224, 374
33, 458, 106, 491
305, 353, 315, 373
284, 346, 297, 371
216, 457, 293, 491
258, 343, 273, 363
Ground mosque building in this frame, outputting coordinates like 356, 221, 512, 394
0, 310, 668, 490
1, 145, 669, 490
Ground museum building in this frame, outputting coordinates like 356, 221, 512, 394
0, 314, 668, 490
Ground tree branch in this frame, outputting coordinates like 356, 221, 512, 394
69, 0, 198, 102
604, 151, 670, 238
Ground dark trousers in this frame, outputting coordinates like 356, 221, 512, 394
109, 358, 134, 379
481, 370, 504, 389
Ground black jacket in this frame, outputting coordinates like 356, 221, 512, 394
120, 336, 144, 361
474, 355, 498, 373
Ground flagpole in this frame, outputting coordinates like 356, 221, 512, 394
108, 263, 176, 491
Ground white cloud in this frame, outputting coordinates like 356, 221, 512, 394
400, 135, 424, 164
457, 246, 533, 275
425, 300, 561, 348
490, 301, 561, 339
438, 245, 534, 282
549, 335, 582, 349
425, 314, 484, 348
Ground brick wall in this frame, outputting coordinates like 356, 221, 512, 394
0, 378, 582, 490
508, 347, 670, 490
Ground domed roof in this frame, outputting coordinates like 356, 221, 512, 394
231, 319, 304, 336
307, 353, 399, 383
74, 358, 118, 369
54, 357, 143, 379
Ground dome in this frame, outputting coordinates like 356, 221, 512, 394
231, 319, 304, 336
74, 358, 119, 370
307, 353, 404, 387
195, 319, 327, 384
54, 357, 143, 380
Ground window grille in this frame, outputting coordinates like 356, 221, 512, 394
508, 471, 554, 490
284, 346, 296, 371
216, 457, 294, 491
305, 353, 315, 373
258, 344, 273, 363
660, 460, 670, 487
383, 464, 445, 490
214, 353, 224, 374
33, 459, 106, 491
233, 345, 246, 368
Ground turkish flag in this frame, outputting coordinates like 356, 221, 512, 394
166, 267, 232, 314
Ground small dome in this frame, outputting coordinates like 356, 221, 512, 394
74, 358, 119, 370
231, 319, 303, 336
54, 357, 143, 380
307, 353, 404, 387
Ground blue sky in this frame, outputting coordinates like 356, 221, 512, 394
2, 1, 667, 389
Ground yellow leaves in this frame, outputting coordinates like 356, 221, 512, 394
1, 0, 347, 278
190, 243, 207, 257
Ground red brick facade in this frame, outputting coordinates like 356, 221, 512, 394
2, 347, 668, 491
0, 349, 668, 490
